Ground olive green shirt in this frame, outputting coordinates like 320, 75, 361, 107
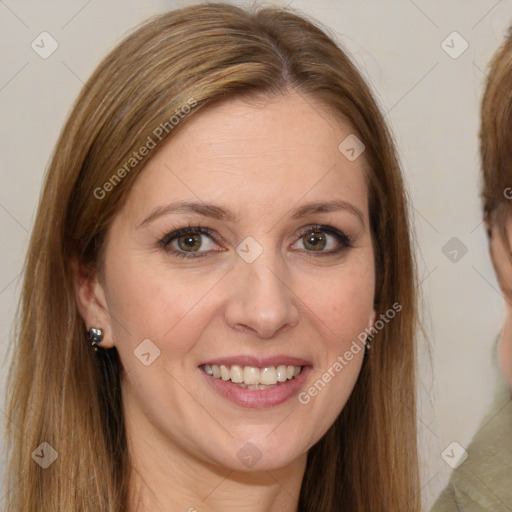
431, 337, 512, 511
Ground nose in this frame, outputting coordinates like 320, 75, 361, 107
223, 248, 300, 339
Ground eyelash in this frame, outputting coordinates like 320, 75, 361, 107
158, 223, 354, 259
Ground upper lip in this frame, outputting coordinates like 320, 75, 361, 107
199, 355, 312, 368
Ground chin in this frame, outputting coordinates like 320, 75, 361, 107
203, 437, 308, 473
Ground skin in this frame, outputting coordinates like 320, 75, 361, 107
485, 212, 512, 388
74, 90, 376, 511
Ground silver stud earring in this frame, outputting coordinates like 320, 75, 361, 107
364, 334, 373, 356
88, 328, 104, 352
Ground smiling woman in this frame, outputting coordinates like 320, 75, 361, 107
3, 3, 420, 511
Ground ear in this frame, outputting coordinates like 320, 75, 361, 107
485, 212, 512, 307
71, 256, 115, 349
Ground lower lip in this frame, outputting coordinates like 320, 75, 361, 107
200, 366, 312, 408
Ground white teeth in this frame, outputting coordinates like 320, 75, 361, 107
276, 365, 287, 382
260, 367, 277, 385
220, 364, 230, 381
236, 383, 276, 390
244, 366, 260, 385
203, 364, 303, 385
230, 365, 243, 383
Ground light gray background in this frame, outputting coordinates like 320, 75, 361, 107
0, 0, 509, 509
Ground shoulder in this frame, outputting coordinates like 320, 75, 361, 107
431, 342, 512, 512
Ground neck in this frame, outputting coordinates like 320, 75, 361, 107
123, 396, 307, 512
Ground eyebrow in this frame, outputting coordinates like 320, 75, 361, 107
137, 198, 366, 229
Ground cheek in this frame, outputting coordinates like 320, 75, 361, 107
292, 263, 373, 444
103, 251, 215, 355
300, 259, 375, 345
294, 257, 374, 413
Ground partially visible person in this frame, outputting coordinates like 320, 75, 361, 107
431, 26, 512, 512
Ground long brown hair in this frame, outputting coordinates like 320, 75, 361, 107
4, 3, 420, 510
480, 25, 512, 229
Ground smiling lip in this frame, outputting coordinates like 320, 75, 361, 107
198, 354, 312, 409
199, 355, 312, 368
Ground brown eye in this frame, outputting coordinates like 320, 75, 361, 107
160, 226, 220, 259
303, 231, 327, 251
293, 225, 353, 255
177, 233, 202, 251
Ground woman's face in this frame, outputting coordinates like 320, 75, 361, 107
94, 91, 376, 471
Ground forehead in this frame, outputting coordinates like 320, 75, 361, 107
120, 91, 369, 224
